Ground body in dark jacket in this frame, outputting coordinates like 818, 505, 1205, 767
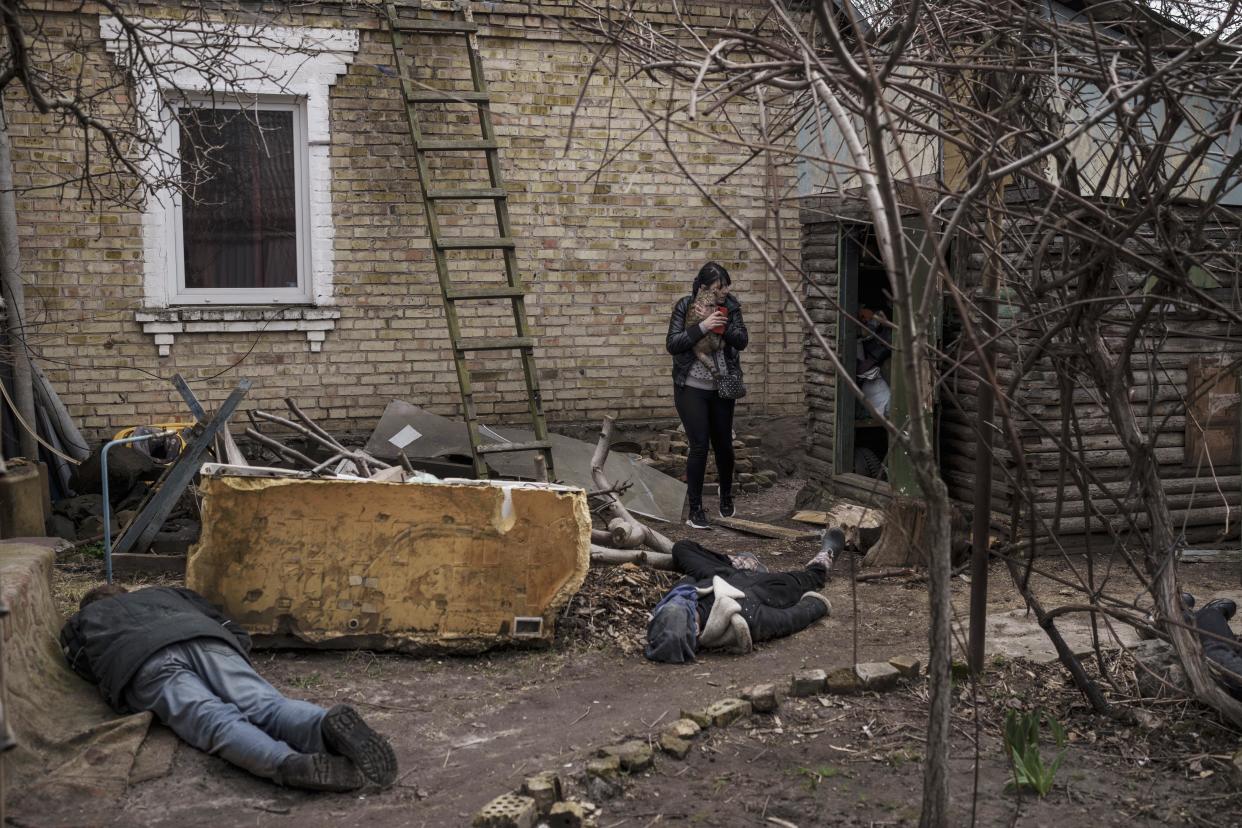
58, 584, 398, 792
60, 586, 252, 711
666, 292, 749, 387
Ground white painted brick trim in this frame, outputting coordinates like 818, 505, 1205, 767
135, 307, 342, 357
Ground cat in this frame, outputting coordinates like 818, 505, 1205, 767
684, 281, 729, 377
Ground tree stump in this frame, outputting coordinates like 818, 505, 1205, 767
862, 496, 929, 568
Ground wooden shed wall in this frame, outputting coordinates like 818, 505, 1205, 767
801, 203, 1242, 551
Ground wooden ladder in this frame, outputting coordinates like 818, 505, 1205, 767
383, 1, 554, 481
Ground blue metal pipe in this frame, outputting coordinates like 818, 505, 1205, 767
102, 432, 175, 584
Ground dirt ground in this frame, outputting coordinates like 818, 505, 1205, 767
41, 478, 1242, 828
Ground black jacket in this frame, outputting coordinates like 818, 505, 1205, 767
665, 293, 748, 387
60, 586, 253, 711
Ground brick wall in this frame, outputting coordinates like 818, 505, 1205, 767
8, 1, 804, 439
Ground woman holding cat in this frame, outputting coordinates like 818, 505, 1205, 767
665, 261, 749, 529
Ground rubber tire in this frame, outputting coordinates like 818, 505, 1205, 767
854, 446, 885, 480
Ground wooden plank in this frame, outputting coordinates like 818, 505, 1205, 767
1181, 549, 1242, 563
715, 516, 821, 541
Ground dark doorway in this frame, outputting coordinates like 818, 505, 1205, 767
835, 225, 892, 482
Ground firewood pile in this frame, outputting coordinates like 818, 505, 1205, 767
556, 563, 677, 654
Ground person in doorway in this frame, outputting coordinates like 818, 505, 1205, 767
856, 305, 893, 419
644, 529, 843, 663
60, 584, 398, 791
666, 261, 750, 529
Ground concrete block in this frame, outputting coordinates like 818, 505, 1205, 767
889, 655, 921, 679
741, 683, 781, 713
826, 666, 861, 694
856, 662, 901, 692
705, 698, 752, 727
663, 718, 701, 740
680, 708, 712, 729
187, 474, 591, 653
585, 755, 620, 779
600, 740, 653, 773
473, 792, 537, 828
658, 733, 692, 760
790, 669, 827, 697
543, 801, 588, 828
521, 771, 563, 814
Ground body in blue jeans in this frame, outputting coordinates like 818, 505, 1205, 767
126, 639, 326, 779
61, 584, 396, 790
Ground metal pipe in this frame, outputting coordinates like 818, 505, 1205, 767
102, 432, 175, 584
0, 104, 37, 462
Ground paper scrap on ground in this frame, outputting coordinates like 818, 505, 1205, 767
389, 424, 422, 449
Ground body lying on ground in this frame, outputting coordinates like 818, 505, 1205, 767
645, 529, 844, 663
1190, 596, 1242, 698
60, 584, 398, 791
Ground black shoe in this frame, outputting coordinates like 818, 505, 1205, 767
276, 753, 364, 792
1203, 598, 1238, 622
322, 704, 399, 788
719, 494, 736, 519
686, 507, 711, 529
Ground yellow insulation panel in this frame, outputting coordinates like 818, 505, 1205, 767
186, 475, 591, 653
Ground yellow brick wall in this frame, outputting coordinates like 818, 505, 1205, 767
9, 1, 804, 437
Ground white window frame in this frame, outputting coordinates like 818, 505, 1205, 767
170, 97, 312, 305
100, 17, 358, 311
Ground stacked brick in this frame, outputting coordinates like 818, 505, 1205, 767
640, 428, 779, 494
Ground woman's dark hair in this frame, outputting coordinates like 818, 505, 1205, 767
692, 261, 731, 298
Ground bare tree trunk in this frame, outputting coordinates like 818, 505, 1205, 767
920, 478, 953, 827
1096, 343, 1242, 726
0, 103, 37, 461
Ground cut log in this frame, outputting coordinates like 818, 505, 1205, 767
862, 496, 929, 568
590, 545, 675, 570
608, 516, 646, 548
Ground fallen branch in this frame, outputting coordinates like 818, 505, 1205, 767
590, 544, 675, 571
855, 567, 915, 582
590, 415, 673, 556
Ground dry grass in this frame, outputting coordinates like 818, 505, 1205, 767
51, 549, 185, 618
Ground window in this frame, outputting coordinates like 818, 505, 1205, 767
173, 102, 310, 304
100, 16, 357, 333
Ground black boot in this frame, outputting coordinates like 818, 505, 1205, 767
686, 506, 711, 530
1203, 598, 1238, 622
322, 705, 399, 788
276, 753, 364, 792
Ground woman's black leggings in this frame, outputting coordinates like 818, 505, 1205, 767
674, 385, 735, 507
